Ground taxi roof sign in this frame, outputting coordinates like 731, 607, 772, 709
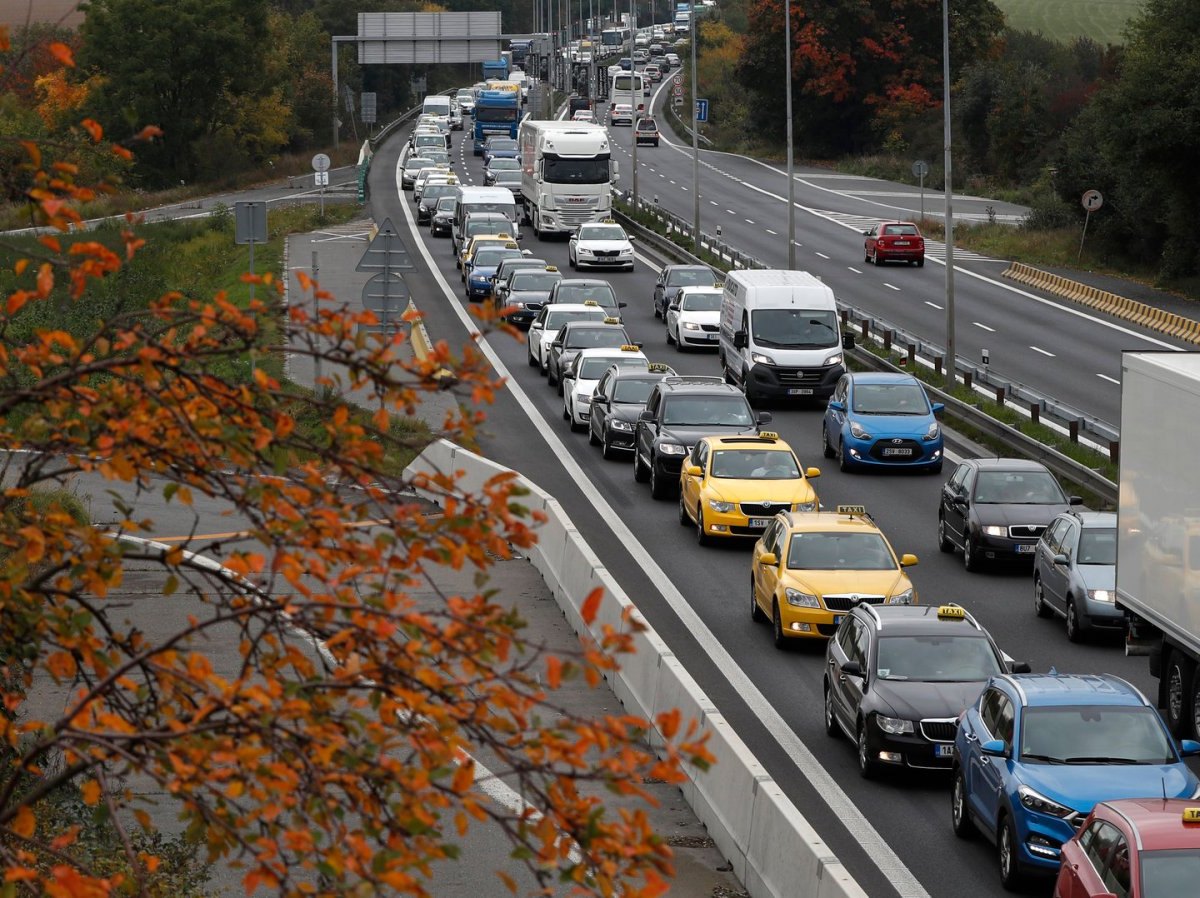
583, 300, 599, 306
759, 431, 779, 440
1184, 808, 1200, 824
835, 504, 867, 516
646, 362, 671, 373
620, 344, 640, 352
937, 605, 967, 621
545, 265, 559, 272
602, 316, 621, 324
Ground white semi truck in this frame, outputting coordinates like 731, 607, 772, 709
1118, 351, 1200, 739
517, 120, 617, 239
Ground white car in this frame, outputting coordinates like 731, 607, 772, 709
568, 221, 635, 271
561, 346, 649, 431
572, 109, 596, 123
526, 303, 609, 373
455, 89, 476, 115
665, 53, 681, 68
412, 166, 451, 202
666, 285, 723, 349
610, 103, 634, 126
401, 156, 436, 190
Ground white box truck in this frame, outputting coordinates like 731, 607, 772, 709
518, 120, 617, 239
1119, 351, 1200, 738
718, 269, 847, 404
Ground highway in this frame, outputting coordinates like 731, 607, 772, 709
364, 100, 1182, 898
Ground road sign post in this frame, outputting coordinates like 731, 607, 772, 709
1079, 189, 1103, 260
695, 99, 708, 123
912, 160, 929, 222
356, 218, 414, 337
234, 201, 268, 374
312, 153, 331, 217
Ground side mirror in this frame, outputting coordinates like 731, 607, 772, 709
638, 409, 654, 422
1053, 553, 1070, 566
828, 400, 846, 412
756, 411, 772, 425
841, 661, 863, 678
628, 235, 636, 242
1180, 739, 1200, 757
684, 464, 702, 477
668, 301, 680, 311
805, 467, 821, 479
1008, 660, 1032, 674
733, 330, 747, 350
863, 230, 872, 237
842, 332, 856, 350
758, 551, 777, 567
899, 553, 918, 567
619, 302, 628, 308
981, 739, 1007, 757
1069, 496, 1084, 506
931, 402, 945, 415
633, 341, 643, 348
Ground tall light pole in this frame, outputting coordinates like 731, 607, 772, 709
690, 0, 699, 248
941, 0, 956, 388
784, 0, 795, 269
630, 0, 639, 206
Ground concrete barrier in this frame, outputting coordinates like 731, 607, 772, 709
403, 439, 872, 898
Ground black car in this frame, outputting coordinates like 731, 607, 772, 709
652, 264, 719, 318
500, 267, 562, 329
825, 604, 1029, 778
416, 182, 458, 224
430, 196, 456, 237
588, 367, 673, 459
633, 378, 769, 499
492, 256, 548, 303
546, 320, 632, 392
547, 279, 625, 321
937, 458, 1082, 572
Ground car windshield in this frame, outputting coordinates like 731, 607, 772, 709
495, 171, 521, 183
661, 396, 753, 427
1020, 706, 1176, 765
546, 310, 604, 328
667, 267, 717, 287
473, 249, 520, 268
851, 382, 930, 415
1141, 850, 1200, 896
415, 135, 443, 145
487, 138, 518, 150
681, 291, 722, 312
579, 356, 643, 378
1078, 527, 1117, 565
578, 225, 626, 241
786, 532, 894, 571
425, 152, 451, 164
973, 471, 1066, 504
565, 328, 627, 349
750, 309, 839, 349
405, 158, 434, 172
467, 220, 511, 237
882, 224, 920, 236
422, 184, 455, 201
613, 378, 658, 404
488, 158, 521, 171
435, 198, 457, 212
556, 284, 616, 306
710, 450, 799, 479
875, 636, 1003, 682
511, 272, 560, 291
637, 119, 658, 130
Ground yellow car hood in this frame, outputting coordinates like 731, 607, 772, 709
781, 568, 911, 599
707, 479, 817, 505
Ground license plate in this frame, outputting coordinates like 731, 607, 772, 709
832, 615, 843, 625
1016, 544, 1037, 554
748, 518, 771, 528
895, 240, 911, 246
935, 744, 955, 758
881, 448, 913, 457
788, 388, 814, 395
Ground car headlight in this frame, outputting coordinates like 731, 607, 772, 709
750, 352, 774, 366
889, 588, 915, 605
579, 247, 594, 256
1018, 785, 1074, 819
682, 321, 702, 330
708, 500, 734, 513
875, 715, 914, 735
1088, 589, 1114, 602
824, 352, 843, 367
982, 525, 1007, 537
923, 421, 941, 441
610, 419, 634, 432
574, 392, 590, 404
849, 421, 871, 440
619, 248, 632, 256
784, 588, 820, 608
792, 501, 818, 512
659, 442, 687, 456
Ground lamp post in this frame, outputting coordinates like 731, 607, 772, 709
784, 0, 795, 269
630, 0, 638, 206
690, 0, 699, 248
941, 0, 956, 389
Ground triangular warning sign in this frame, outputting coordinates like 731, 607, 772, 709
356, 217, 414, 272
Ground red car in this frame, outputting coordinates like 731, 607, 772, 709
863, 221, 925, 267
1054, 799, 1200, 898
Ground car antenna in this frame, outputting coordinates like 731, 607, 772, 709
1162, 777, 1168, 804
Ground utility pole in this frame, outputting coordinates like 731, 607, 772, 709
941, 0, 956, 389
784, 0, 795, 269
690, 0, 699, 249
630, 0, 638, 206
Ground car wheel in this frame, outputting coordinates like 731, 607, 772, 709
633, 450, 650, 483
527, 344, 539, 367
678, 493, 690, 526
937, 513, 955, 553
1066, 598, 1085, 643
823, 682, 840, 738
556, 377, 565, 397
872, 249, 881, 266
562, 403, 570, 421
750, 577, 766, 623
917, 257, 925, 268
653, 295, 662, 319
864, 250, 871, 264
963, 533, 981, 572
856, 721, 877, 779
547, 365, 557, 387
649, 458, 672, 500
822, 423, 836, 459
588, 423, 600, 446
997, 814, 1023, 891
601, 431, 618, 460
568, 252, 577, 269
771, 601, 788, 650
951, 768, 976, 839
838, 439, 853, 473
665, 321, 675, 345
1033, 576, 1052, 618
695, 505, 710, 546
1166, 650, 1196, 738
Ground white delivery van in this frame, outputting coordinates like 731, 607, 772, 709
421, 94, 452, 128
719, 269, 846, 403
451, 185, 521, 253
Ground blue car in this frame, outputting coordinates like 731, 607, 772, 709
821, 372, 944, 473
464, 247, 524, 303
951, 673, 1200, 889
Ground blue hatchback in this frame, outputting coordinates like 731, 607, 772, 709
951, 673, 1200, 889
821, 372, 944, 473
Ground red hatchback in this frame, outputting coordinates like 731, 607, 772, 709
1054, 799, 1200, 898
864, 221, 925, 267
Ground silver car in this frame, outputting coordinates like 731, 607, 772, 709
1032, 510, 1121, 642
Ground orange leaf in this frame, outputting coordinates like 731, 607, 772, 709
80, 118, 102, 142
545, 655, 562, 689
80, 780, 101, 806
658, 708, 681, 740
452, 759, 475, 794
580, 587, 603, 625
12, 805, 36, 838
496, 871, 517, 894
48, 42, 74, 67
14, 259, 28, 276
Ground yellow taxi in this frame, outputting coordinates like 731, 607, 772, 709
460, 237, 522, 292
750, 505, 918, 648
678, 432, 820, 545
459, 232, 516, 272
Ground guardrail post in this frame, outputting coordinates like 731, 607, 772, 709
934, 356, 943, 377
1109, 440, 1119, 464
995, 387, 1005, 406
1030, 402, 1040, 426
840, 309, 850, 329
963, 371, 972, 390
1069, 419, 1080, 443
907, 344, 916, 368
860, 319, 870, 342
883, 329, 892, 352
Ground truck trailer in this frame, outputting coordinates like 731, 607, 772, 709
1119, 351, 1200, 739
473, 88, 521, 155
517, 120, 616, 238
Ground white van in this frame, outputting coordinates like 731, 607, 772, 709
452, 185, 521, 253
421, 94, 452, 128
719, 270, 846, 403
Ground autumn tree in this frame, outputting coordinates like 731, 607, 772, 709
0, 29, 710, 898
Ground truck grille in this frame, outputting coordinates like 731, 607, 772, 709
559, 210, 600, 226
822, 594, 885, 611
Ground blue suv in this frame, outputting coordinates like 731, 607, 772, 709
821, 372, 944, 473
951, 673, 1200, 889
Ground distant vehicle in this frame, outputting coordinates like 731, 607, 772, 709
482, 136, 520, 165
572, 109, 596, 123
665, 52, 681, 67
644, 63, 663, 82
400, 157, 436, 190
665, 285, 722, 349
610, 71, 646, 120
1033, 510, 1121, 642
455, 88, 476, 115
517, 120, 616, 238
635, 116, 660, 146
863, 221, 926, 267
610, 103, 634, 126
429, 196, 456, 237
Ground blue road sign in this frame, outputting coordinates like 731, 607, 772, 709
695, 99, 709, 123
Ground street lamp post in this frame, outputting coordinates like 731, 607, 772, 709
630, 0, 638, 206
941, 0, 956, 388
784, 0, 795, 269
690, 0, 699, 248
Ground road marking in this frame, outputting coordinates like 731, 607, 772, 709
395, 150, 929, 898
847, 266, 862, 274
1031, 345, 1056, 357
709, 200, 719, 206
745, 219, 755, 225
973, 322, 995, 332
1097, 373, 1120, 385
815, 251, 829, 260
726, 209, 735, 215
884, 283, 899, 291
766, 229, 777, 235
925, 300, 943, 310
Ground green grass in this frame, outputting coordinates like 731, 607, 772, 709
994, 0, 1144, 45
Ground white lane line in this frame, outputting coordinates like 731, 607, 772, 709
668, 179, 676, 184
725, 209, 735, 215
1031, 345, 1056, 357
395, 151, 930, 898
680, 186, 688, 191
745, 219, 755, 225
1097, 373, 1120, 385
973, 322, 995, 332
925, 300, 943, 310
884, 283, 900, 291
815, 251, 830, 260
766, 229, 777, 235
847, 266, 862, 274
709, 200, 719, 206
